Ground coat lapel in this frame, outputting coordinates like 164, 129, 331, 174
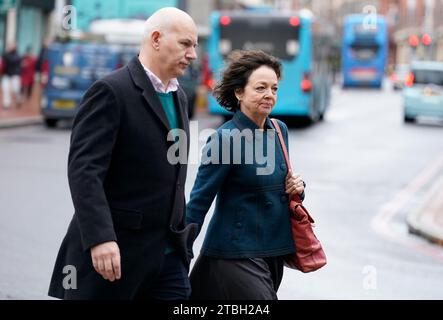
127, 56, 171, 131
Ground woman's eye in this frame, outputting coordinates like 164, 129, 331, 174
256, 87, 265, 92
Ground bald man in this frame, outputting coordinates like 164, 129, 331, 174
48, 7, 199, 299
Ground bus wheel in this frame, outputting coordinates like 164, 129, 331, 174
44, 118, 58, 128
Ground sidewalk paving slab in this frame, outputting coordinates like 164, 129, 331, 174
407, 175, 443, 246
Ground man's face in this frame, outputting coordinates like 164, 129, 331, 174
159, 22, 198, 79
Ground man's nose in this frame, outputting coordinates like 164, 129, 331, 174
186, 47, 197, 60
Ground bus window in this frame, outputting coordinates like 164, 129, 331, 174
219, 15, 300, 61
350, 43, 379, 61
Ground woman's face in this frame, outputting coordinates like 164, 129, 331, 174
236, 65, 278, 119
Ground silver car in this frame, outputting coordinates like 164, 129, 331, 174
403, 61, 443, 123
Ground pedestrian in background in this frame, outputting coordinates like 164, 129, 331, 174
48, 7, 198, 300
36, 38, 49, 86
21, 46, 36, 100
186, 50, 306, 300
1, 43, 22, 109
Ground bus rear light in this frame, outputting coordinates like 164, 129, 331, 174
301, 73, 312, 92
206, 78, 216, 90
220, 16, 231, 26
405, 72, 414, 87
289, 17, 300, 27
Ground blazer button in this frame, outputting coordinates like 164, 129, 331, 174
265, 201, 273, 208
280, 163, 286, 171
281, 195, 287, 203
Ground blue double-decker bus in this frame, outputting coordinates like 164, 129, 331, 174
205, 10, 334, 122
342, 14, 388, 88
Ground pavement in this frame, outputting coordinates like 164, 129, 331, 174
0, 85, 43, 129
407, 173, 443, 246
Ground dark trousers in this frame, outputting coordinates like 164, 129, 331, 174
134, 251, 191, 300
190, 255, 284, 300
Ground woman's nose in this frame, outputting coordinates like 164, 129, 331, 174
263, 88, 276, 97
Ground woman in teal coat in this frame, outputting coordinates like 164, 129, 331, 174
186, 50, 306, 300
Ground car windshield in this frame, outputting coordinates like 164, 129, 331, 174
413, 69, 443, 86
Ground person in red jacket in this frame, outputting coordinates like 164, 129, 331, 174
21, 46, 37, 100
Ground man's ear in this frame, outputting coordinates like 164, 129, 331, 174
151, 31, 161, 50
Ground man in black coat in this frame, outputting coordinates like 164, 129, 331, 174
48, 7, 198, 299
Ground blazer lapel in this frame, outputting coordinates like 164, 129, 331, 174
173, 89, 190, 181
127, 56, 171, 131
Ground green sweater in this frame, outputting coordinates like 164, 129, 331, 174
157, 92, 178, 255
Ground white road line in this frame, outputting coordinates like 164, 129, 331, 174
371, 152, 443, 262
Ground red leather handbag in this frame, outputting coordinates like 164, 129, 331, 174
271, 119, 327, 273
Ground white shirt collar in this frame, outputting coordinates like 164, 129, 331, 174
141, 64, 179, 94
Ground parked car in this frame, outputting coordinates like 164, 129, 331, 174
41, 41, 122, 128
391, 64, 410, 90
403, 60, 443, 123
41, 41, 198, 127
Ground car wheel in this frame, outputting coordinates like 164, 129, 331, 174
404, 115, 415, 123
44, 118, 58, 128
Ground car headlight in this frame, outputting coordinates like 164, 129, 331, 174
51, 76, 71, 89
41, 96, 48, 109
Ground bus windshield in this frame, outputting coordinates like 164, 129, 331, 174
219, 16, 300, 61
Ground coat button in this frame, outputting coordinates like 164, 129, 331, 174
236, 222, 242, 228
265, 201, 273, 208
280, 163, 286, 171
281, 195, 287, 203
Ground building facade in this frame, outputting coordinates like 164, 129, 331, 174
0, 0, 55, 55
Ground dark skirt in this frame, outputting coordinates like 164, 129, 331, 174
189, 254, 284, 300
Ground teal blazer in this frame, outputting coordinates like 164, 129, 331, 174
186, 111, 302, 258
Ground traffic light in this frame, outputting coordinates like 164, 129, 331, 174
408, 34, 419, 47
421, 34, 432, 46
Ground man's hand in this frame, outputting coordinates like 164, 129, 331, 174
90, 241, 121, 282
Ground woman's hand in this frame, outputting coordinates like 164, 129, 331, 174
285, 170, 305, 197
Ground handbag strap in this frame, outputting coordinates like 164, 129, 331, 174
270, 118, 292, 172
271, 118, 302, 204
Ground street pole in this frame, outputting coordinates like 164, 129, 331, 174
424, 0, 434, 60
